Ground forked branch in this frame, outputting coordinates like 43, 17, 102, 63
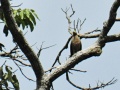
66, 72, 117, 90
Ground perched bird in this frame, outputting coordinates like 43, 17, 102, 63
70, 31, 82, 57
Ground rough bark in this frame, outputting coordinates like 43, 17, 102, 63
46, 0, 120, 85
1, 0, 120, 90
1, 0, 44, 89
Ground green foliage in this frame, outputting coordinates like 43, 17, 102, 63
0, 66, 19, 90
3, 25, 8, 37
13, 8, 40, 31
2, 8, 40, 36
0, 43, 5, 51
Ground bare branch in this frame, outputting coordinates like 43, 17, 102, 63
61, 5, 75, 35
74, 29, 101, 38
66, 72, 83, 89
91, 78, 117, 90
31, 42, 37, 47
11, 3, 23, 7
47, 0, 120, 85
76, 19, 79, 31
79, 34, 100, 39
51, 36, 72, 68
105, 33, 120, 43
70, 4, 75, 17
1, 60, 7, 67
12, 58, 31, 67
73, 20, 76, 30
45, 67, 56, 73
115, 18, 120, 21
66, 72, 117, 90
0, 44, 30, 67
70, 68, 87, 73
1, 0, 120, 90
98, 0, 120, 46
84, 29, 101, 35
37, 42, 56, 58
13, 60, 35, 82
37, 41, 44, 58
0, 45, 19, 58
78, 18, 86, 33
48, 43, 102, 82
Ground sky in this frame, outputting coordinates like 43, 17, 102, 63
0, 0, 120, 90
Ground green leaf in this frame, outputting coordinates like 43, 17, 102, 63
0, 66, 19, 90
15, 15, 22, 27
3, 25, 9, 37
12, 8, 40, 31
22, 18, 29, 28
28, 19, 34, 31
0, 67, 3, 78
20, 9, 24, 19
29, 11, 36, 25
3, 73, 8, 80
12, 75, 19, 90
25, 9, 30, 18
5, 66, 12, 81
4, 80, 8, 88
24, 9, 35, 25
23, 14, 34, 31
30, 9, 40, 20
5, 66, 12, 72
0, 43, 5, 51
13, 10, 18, 17
21, 19, 26, 30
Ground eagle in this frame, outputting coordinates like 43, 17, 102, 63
70, 31, 82, 57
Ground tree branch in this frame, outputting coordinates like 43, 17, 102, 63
66, 72, 117, 90
37, 42, 56, 58
47, 0, 120, 84
51, 36, 72, 68
98, 0, 120, 46
79, 34, 100, 38
13, 60, 35, 82
1, 0, 44, 88
61, 5, 75, 35
105, 33, 120, 43
48, 43, 102, 82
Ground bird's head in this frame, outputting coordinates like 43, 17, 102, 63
72, 31, 77, 36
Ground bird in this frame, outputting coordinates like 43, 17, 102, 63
70, 31, 82, 57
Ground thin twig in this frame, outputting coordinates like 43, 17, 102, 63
11, 3, 23, 7
13, 60, 35, 82
61, 4, 75, 35
37, 41, 44, 57
91, 78, 117, 89
73, 20, 76, 30
1, 60, 7, 67
70, 4, 75, 17
66, 72, 83, 89
84, 28, 101, 35
115, 18, 120, 21
51, 36, 72, 68
76, 19, 79, 31
66, 72, 117, 90
45, 67, 56, 73
78, 18, 86, 33
70, 68, 87, 73
79, 34, 100, 39
31, 42, 37, 47
12, 58, 31, 67
37, 42, 56, 58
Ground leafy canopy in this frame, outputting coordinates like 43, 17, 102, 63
1, 8, 40, 36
